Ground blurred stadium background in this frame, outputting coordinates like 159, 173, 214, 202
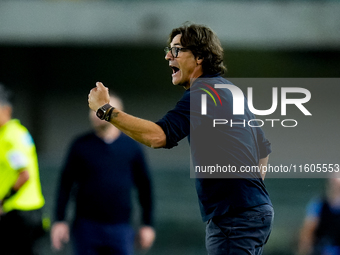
1, 0, 339, 254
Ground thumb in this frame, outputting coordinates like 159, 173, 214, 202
96, 82, 107, 90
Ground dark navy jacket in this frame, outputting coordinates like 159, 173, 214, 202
55, 132, 153, 225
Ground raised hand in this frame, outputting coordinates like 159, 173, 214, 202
88, 82, 111, 111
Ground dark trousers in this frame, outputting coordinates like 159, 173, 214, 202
206, 204, 274, 255
0, 209, 44, 255
72, 218, 135, 255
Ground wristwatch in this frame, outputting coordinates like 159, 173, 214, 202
96, 104, 114, 121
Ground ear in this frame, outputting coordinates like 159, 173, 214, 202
196, 56, 203, 65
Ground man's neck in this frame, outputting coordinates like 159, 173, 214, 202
185, 69, 204, 90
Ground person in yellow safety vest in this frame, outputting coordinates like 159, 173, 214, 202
0, 83, 45, 255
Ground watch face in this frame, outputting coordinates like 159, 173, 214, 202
96, 109, 105, 119
96, 104, 111, 120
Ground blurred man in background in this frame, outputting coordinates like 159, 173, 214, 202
51, 93, 155, 255
88, 23, 273, 255
0, 83, 45, 255
299, 175, 340, 255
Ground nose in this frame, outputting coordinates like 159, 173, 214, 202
165, 50, 173, 61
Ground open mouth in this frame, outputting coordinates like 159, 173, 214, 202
170, 66, 180, 75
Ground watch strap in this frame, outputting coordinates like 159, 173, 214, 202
104, 107, 115, 122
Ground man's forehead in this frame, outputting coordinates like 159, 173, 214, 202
170, 34, 182, 47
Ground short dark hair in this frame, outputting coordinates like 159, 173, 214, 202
0, 83, 13, 107
168, 23, 227, 75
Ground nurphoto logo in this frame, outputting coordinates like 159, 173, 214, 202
200, 84, 312, 128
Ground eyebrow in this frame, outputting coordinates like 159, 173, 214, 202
170, 43, 182, 48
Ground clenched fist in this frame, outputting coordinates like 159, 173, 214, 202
88, 82, 110, 111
